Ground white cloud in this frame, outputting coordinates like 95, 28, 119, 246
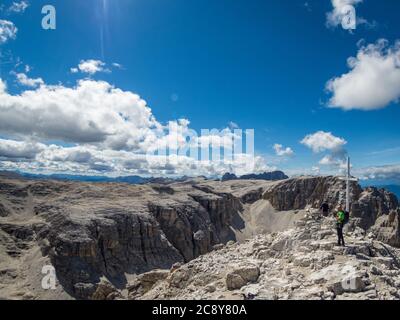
0, 20, 17, 44
301, 131, 348, 171
311, 166, 321, 174
326, 40, 400, 110
273, 143, 294, 157
326, 0, 373, 29
326, 0, 361, 27
0, 139, 45, 160
71, 59, 108, 75
319, 155, 337, 166
0, 78, 159, 149
0, 77, 272, 177
355, 164, 400, 182
318, 155, 347, 169
301, 131, 347, 153
14, 73, 44, 88
0, 139, 272, 177
8, 1, 29, 13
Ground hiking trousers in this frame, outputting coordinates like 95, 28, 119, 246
336, 223, 345, 246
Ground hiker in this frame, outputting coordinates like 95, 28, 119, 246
335, 205, 346, 247
320, 202, 330, 217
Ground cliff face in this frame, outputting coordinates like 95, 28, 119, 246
263, 176, 363, 211
129, 212, 400, 301
355, 187, 400, 247
0, 176, 399, 300
263, 177, 399, 246
41, 210, 184, 299
0, 178, 251, 299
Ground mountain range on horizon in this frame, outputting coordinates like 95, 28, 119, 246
0, 170, 289, 184
1, 170, 399, 198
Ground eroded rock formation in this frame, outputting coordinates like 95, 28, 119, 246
0, 175, 399, 299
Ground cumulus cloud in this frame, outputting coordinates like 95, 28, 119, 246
273, 144, 294, 157
14, 72, 44, 88
301, 131, 348, 170
326, 0, 373, 30
355, 164, 400, 182
0, 78, 161, 149
8, 1, 29, 13
326, 0, 360, 27
71, 59, 109, 75
319, 155, 338, 166
0, 139, 45, 160
318, 155, 348, 169
326, 40, 400, 110
0, 139, 271, 177
301, 131, 347, 153
0, 77, 270, 177
0, 76, 245, 155
0, 20, 17, 44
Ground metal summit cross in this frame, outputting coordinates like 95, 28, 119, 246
339, 157, 359, 212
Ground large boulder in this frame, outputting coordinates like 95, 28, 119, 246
226, 265, 260, 290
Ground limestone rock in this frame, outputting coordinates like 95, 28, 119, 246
226, 265, 260, 290
128, 269, 169, 299
91, 279, 121, 300
1, 175, 399, 300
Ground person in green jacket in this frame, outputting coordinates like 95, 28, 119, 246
336, 206, 346, 246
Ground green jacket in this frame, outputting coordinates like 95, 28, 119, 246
337, 211, 345, 223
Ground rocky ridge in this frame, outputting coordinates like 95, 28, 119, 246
0, 175, 399, 299
129, 211, 400, 300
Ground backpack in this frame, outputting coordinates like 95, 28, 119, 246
343, 211, 350, 224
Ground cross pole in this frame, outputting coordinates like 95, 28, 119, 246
338, 157, 358, 212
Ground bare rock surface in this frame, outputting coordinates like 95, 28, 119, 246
132, 213, 400, 300
0, 175, 399, 300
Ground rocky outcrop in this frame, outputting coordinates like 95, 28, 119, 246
262, 177, 399, 247
127, 269, 170, 299
40, 210, 184, 299
226, 265, 260, 290
263, 176, 362, 211
0, 177, 248, 299
370, 209, 400, 247
352, 187, 399, 230
0, 175, 399, 300
148, 202, 213, 262
131, 212, 400, 300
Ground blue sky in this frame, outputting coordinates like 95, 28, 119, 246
0, 0, 399, 181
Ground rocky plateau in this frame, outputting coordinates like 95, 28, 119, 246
0, 174, 399, 300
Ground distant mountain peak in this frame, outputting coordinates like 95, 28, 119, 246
221, 171, 288, 182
